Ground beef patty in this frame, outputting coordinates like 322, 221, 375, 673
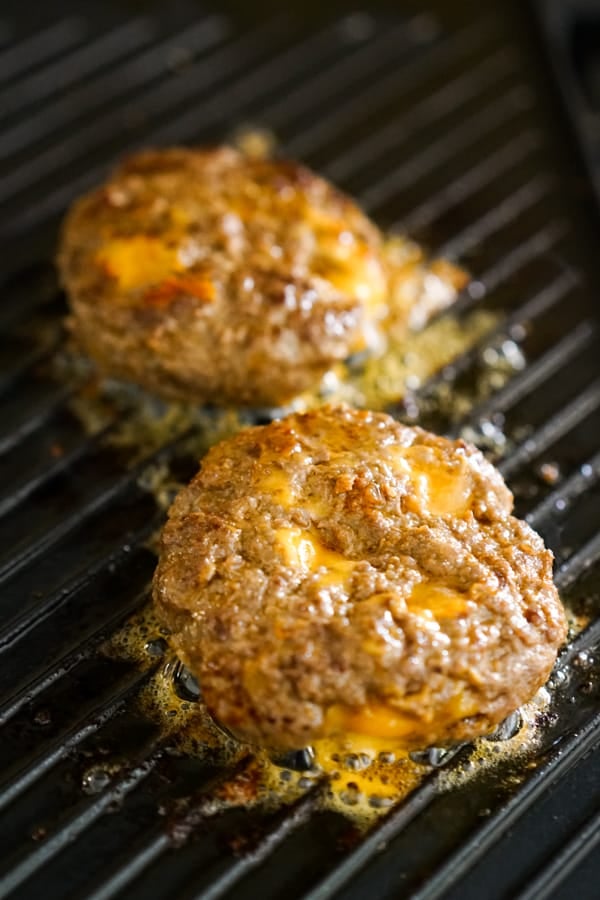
58, 146, 465, 408
153, 405, 566, 750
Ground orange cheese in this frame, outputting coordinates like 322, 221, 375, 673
324, 692, 478, 749
325, 702, 420, 741
274, 527, 355, 586
256, 470, 298, 507
386, 444, 472, 516
407, 582, 469, 620
256, 465, 328, 519
96, 236, 181, 290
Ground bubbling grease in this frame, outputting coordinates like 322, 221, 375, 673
104, 603, 551, 828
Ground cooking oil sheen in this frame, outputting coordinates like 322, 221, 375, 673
104, 604, 555, 829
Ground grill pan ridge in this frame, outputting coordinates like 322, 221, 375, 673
0, 1, 599, 899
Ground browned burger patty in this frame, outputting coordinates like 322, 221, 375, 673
58, 146, 391, 408
153, 405, 566, 750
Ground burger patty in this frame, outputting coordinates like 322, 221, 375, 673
58, 146, 465, 408
153, 405, 566, 750
58, 147, 387, 407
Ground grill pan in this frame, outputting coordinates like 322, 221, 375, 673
0, 1, 599, 898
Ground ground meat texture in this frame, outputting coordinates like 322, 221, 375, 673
58, 147, 391, 408
153, 405, 566, 750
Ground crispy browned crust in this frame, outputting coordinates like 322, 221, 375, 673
153, 405, 567, 749
58, 147, 389, 407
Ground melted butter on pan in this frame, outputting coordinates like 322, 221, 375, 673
312, 735, 429, 813
102, 600, 551, 830
341, 307, 498, 411
56, 304, 501, 462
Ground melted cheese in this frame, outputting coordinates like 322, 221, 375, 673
325, 702, 420, 740
323, 692, 478, 749
256, 470, 298, 507
385, 445, 472, 516
96, 237, 181, 290
256, 466, 328, 519
407, 583, 469, 620
276, 528, 319, 569
328, 255, 388, 317
274, 527, 355, 586
312, 238, 389, 354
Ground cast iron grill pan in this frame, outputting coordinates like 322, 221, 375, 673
0, 2, 598, 899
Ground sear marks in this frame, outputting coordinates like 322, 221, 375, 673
153, 405, 566, 750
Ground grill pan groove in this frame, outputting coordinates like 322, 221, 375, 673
0, 18, 86, 85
